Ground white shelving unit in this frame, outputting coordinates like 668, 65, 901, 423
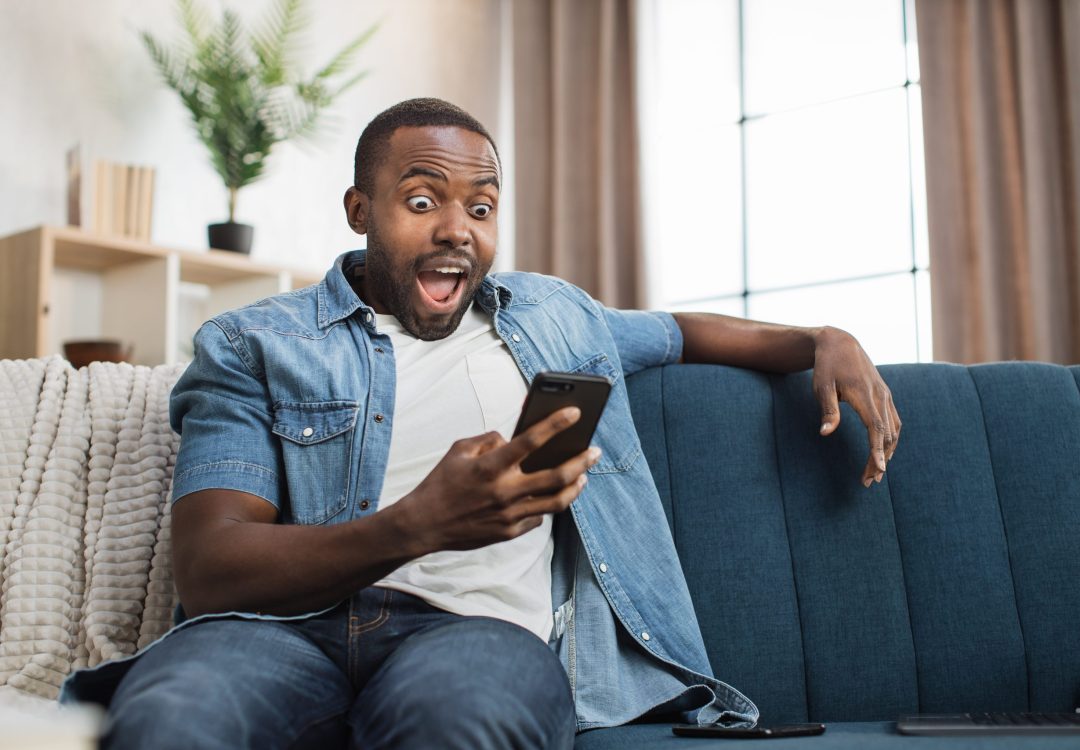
0, 225, 323, 366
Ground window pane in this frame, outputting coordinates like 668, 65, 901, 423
747, 273, 918, 364
655, 0, 741, 124
745, 89, 913, 290
909, 84, 929, 269
653, 124, 744, 304
905, 0, 920, 83
744, 0, 907, 115
915, 269, 933, 362
666, 295, 746, 318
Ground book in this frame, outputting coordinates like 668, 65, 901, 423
75, 152, 156, 241
66, 145, 81, 227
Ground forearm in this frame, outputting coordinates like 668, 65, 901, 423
673, 312, 837, 373
176, 503, 424, 618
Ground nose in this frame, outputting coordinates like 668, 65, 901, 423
433, 203, 470, 249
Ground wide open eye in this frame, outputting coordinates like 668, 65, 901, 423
407, 195, 436, 211
468, 203, 493, 219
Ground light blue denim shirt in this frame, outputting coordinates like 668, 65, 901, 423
61, 251, 758, 729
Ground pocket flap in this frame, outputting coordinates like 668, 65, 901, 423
570, 353, 619, 383
273, 401, 358, 445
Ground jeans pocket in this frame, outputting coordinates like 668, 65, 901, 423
273, 401, 358, 524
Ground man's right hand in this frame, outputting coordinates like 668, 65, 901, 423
171, 407, 599, 618
396, 406, 602, 554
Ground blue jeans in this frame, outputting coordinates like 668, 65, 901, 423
101, 588, 575, 749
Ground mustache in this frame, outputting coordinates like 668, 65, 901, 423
410, 248, 476, 272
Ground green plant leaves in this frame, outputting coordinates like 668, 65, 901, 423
140, 0, 376, 220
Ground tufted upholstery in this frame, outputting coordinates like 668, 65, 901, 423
576, 362, 1080, 748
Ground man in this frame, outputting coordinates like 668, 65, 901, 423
62, 98, 900, 748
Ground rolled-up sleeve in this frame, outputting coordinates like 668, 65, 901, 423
601, 306, 684, 377
169, 321, 284, 508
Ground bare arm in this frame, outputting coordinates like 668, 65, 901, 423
674, 312, 820, 373
172, 407, 601, 618
672, 312, 901, 487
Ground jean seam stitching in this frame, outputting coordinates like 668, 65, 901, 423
351, 589, 393, 636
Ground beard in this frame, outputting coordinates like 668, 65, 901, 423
363, 217, 492, 341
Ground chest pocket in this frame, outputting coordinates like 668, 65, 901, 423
571, 354, 641, 474
272, 401, 358, 525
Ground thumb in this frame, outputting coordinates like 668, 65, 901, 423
817, 382, 841, 436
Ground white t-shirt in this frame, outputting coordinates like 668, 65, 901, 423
372, 304, 555, 640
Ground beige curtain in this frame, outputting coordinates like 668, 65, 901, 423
917, 0, 1080, 363
511, 0, 644, 309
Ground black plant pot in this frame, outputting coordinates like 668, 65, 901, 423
208, 222, 254, 254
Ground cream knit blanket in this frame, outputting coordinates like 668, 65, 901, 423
0, 357, 185, 702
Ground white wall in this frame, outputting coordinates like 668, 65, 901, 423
0, 0, 505, 275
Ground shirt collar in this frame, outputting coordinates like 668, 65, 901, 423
317, 249, 515, 329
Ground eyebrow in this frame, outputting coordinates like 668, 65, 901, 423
398, 166, 500, 191
399, 166, 445, 184
474, 175, 500, 191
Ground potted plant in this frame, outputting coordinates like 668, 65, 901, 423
141, 0, 377, 253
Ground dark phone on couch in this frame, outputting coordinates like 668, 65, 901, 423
672, 722, 826, 739
512, 372, 611, 474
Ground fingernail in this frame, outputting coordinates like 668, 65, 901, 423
588, 447, 602, 463
578, 474, 588, 487
820, 423, 830, 435
863, 477, 873, 488
566, 407, 581, 420
875, 473, 883, 484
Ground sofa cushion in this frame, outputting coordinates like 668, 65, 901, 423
626, 363, 1080, 725
575, 721, 1080, 749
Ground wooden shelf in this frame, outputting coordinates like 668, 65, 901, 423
0, 225, 324, 365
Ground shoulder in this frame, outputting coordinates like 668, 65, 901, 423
492, 271, 600, 315
208, 284, 324, 341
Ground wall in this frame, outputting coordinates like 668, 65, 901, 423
0, 0, 506, 275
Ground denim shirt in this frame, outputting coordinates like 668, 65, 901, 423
61, 251, 758, 729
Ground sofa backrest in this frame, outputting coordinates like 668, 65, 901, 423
626, 362, 1080, 725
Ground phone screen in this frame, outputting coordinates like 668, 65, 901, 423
512, 372, 611, 474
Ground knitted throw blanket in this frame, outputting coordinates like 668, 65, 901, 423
0, 357, 186, 701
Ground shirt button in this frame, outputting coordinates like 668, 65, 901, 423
511, 333, 521, 343
359, 499, 370, 510
641, 631, 651, 642
302, 427, 314, 438
599, 563, 608, 574
374, 347, 384, 354
374, 414, 385, 423
365, 312, 373, 323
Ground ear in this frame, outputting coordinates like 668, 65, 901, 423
343, 187, 370, 235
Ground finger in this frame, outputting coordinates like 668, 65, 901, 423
496, 406, 582, 465
454, 430, 506, 457
861, 455, 878, 488
816, 381, 841, 436
512, 473, 589, 520
863, 409, 887, 487
885, 395, 901, 463
880, 399, 895, 468
516, 445, 602, 497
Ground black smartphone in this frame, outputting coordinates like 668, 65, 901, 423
512, 372, 612, 474
672, 722, 826, 739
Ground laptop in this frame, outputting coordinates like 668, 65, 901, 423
897, 712, 1080, 736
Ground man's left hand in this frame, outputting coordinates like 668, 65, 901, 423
811, 327, 901, 488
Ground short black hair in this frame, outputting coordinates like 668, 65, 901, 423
352, 98, 500, 195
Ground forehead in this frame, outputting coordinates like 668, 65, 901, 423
381, 126, 500, 185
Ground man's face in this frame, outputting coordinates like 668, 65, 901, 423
344, 125, 500, 341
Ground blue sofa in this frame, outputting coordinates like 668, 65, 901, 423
578, 363, 1080, 748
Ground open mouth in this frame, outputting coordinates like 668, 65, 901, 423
415, 264, 469, 314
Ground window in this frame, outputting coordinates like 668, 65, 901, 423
640, 0, 930, 363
